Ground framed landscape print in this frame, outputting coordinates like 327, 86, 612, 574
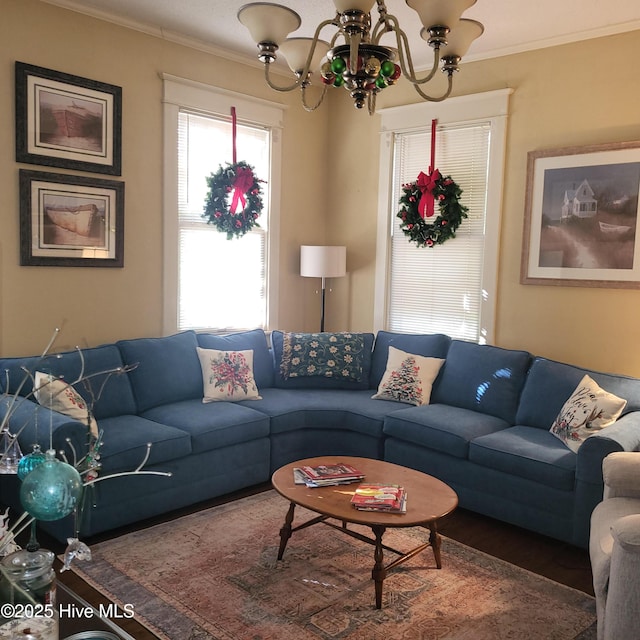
20, 170, 124, 267
521, 140, 640, 288
15, 62, 122, 175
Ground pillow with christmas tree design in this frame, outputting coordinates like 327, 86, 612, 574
372, 346, 445, 406
549, 374, 626, 452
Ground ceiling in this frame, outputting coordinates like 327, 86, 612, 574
41, 0, 640, 70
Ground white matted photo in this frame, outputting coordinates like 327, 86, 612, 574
521, 140, 640, 288
19, 169, 124, 267
15, 62, 122, 175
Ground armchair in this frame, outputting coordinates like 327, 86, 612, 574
589, 451, 640, 640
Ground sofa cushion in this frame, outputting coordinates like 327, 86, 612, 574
0, 345, 137, 419
370, 331, 451, 389
117, 331, 202, 412
383, 403, 511, 459
196, 347, 261, 402
242, 388, 401, 437
196, 329, 274, 389
271, 331, 374, 390
96, 414, 192, 474
431, 340, 531, 423
550, 375, 627, 452
372, 346, 444, 406
141, 400, 270, 454
516, 358, 640, 430
469, 425, 576, 491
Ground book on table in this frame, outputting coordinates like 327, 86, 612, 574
350, 483, 407, 513
293, 462, 365, 487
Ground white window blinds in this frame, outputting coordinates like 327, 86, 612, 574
177, 110, 270, 331
388, 122, 491, 341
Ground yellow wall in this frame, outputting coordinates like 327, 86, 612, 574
3, 1, 640, 377
0, 0, 329, 355
328, 31, 640, 376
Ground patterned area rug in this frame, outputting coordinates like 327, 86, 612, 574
70, 490, 596, 640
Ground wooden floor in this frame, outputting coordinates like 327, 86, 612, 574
42, 482, 593, 640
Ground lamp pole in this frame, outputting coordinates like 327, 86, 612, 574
320, 276, 327, 333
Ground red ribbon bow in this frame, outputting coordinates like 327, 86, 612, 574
230, 166, 254, 214
416, 169, 441, 218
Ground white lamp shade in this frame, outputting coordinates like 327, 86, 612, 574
333, 0, 376, 13
406, 0, 476, 30
279, 38, 331, 74
440, 18, 484, 58
238, 3, 301, 46
300, 246, 346, 279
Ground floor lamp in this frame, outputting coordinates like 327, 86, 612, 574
300, 245, 346, 332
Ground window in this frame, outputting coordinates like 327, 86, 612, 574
162, 75, 283, 334
374, 90, 511, 344
178, 111, 269, 330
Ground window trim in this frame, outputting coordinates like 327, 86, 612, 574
373, 89, 513, 344
162, 74, 285, 335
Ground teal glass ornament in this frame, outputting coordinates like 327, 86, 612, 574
20, 449, 83, 521
17, 444, 47, 480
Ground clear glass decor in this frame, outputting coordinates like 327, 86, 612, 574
0, 428, 23, 475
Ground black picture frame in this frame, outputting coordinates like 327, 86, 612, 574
20, 169, 124, 267
15, 62, 122, 176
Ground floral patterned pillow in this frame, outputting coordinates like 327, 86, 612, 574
196, 347, 261, 402
550, 374, 626, 452
280, 332, 365, 382
34, 371, 99, 437
371, 346, 445, 406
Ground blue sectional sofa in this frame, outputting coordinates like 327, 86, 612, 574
2, 328, 640, 549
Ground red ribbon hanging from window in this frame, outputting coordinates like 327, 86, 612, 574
231, 106, 237, 165
229, 106, 255, 214
416, 119, 440, 218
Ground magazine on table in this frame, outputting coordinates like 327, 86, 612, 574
350, 483, 407, 513
293, 462, 365, 487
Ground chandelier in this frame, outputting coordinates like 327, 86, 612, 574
238, 0, 483, 115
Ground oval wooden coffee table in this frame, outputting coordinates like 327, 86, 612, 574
271, 456, 458, 609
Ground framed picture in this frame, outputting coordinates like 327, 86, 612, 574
521, 140, 640, 288
20, 170, 124, 267
15, 62, 122, 175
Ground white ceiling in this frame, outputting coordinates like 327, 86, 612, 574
41, 0, 640, 70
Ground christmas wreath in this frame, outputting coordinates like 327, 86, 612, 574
203, 161, 264, 240
397, 169, 468, 248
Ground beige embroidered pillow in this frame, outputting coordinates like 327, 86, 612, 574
372, 346, 445, 406
197, 347, 261, 402
34, 371, 99, 438
550, 374, 627, 452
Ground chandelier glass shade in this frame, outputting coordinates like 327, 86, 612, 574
238, 0, 483, 114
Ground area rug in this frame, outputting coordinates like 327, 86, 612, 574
70, 490, 596, 640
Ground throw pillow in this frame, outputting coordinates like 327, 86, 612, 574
550, 374, 627, 452
280, 332, 366, 382
196, 347, 261, 402
372, 346, 445, 406
34, 371, 99, 438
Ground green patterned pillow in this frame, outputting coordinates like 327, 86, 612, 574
280, 332, 366, 382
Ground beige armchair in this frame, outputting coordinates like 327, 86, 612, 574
590, 451, 640, 640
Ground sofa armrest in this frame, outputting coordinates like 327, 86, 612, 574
576, 412, 640, 485
602, 514, 640, 640
603, 452, 640, 499
1, 396, 90, 463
